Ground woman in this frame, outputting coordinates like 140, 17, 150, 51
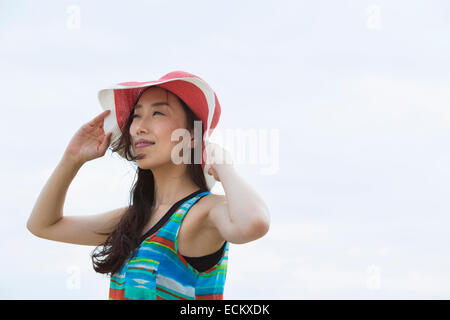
27, 70, 270, 300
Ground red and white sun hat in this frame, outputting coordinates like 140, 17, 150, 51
97, 70, 221, 190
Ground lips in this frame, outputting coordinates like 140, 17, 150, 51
135, 138, 155, 148
136, 142, 154, 148
135, 142, 155, 148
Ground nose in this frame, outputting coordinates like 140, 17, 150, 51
136, 126, 147, 135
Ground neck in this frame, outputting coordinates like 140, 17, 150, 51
150, 162, 200, 208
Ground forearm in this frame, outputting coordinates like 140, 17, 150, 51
27, 153, 83, 233
216, 164, 270, 231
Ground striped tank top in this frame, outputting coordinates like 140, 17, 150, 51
109, 190, 230, 300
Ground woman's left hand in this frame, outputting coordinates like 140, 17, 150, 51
206, 142, 234, 182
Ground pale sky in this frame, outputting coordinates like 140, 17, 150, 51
1, 0, 450, 299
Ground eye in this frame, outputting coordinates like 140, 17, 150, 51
132, 112, 163, 119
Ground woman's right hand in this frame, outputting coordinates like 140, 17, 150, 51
63, 109, 113, 165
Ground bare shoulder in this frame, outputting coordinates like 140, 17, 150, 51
193, 193, 226, 228
194, 193, 226, 212
202, 193, 226, 204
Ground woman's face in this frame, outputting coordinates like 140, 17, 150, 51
129, 86, 191, 169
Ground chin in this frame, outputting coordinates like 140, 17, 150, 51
136, 158, 165, 170
137, 160, 153, 170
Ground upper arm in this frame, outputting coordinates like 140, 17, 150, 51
28, 206, 128, 246
206, 195, 269, 244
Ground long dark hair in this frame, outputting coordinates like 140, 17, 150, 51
91, 86, 208, 276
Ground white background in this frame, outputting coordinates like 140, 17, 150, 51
1, 0, 449, 299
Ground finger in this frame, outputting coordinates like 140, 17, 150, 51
100, 132, 112, 150
89, 109, 111, 126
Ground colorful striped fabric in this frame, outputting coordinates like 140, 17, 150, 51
109, 191, 229, 300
